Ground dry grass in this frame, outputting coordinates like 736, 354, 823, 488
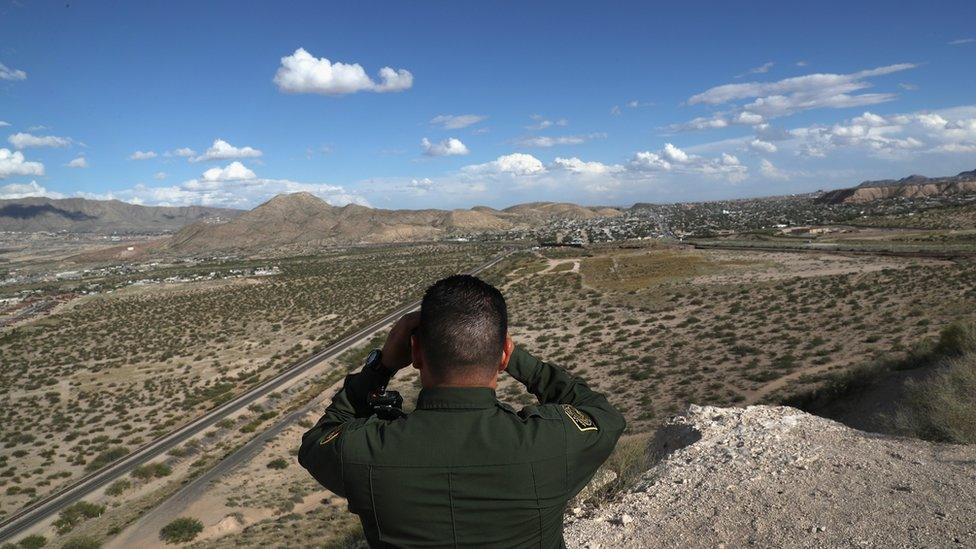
599, 433, 652, 499
580, 248, 759, 292
893, 323, 976, 444
894, 353, 976, 444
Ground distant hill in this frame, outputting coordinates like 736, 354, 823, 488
162, 192, 621, 253
817, 169, 976, 204
0, 196, 242, 233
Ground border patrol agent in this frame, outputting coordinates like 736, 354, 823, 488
299, 275, 625, 548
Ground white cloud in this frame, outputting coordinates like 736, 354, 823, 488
673, 116, 730, 131
421, 137, 470, 157
628, 143, 747, 181
526, 115, 568, 130
407, 177, 434, 195
0, 180, 62, 199
749, 139, 778, 153
661, 143, 690, 163
0, 62, 27, 81
463, 153, 547, 176
788, 107, 976, 159
67, 156, 88, 168
430, 114, 487, 130
168, 147, 196, 158
551, 157, 621, 175
129, 150, 158, 160
8, 132, 72, 149
948, 38, 975, 45
735, 111, 765, 125
90, 163, 369, 209
0, 121, 9, 127
611, 100, 654, 117
273, 47, 412, 95
514, 133, 605, 148
0, 148, 45, 179
154, 171, 167, 180
736, 61, 774, 78
680, 105, 974, 162
677, 64, 917, 130
689, 64, 915, 105
191, 139, 262, 162
200, 161, 256, 182
759, 158, 789, 179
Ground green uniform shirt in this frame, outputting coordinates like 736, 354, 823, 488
299, 346, 626, 548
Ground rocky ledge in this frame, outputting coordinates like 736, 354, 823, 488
565, 405, 976, 548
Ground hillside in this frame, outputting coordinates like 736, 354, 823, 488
163, 192, 620, 253
818, 169, 976, 204
0, 196, 241, 233
565, 405, 976, 547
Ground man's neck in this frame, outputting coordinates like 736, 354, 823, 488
422, 379, 497, 390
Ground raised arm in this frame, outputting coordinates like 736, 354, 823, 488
298, 312, 417, 495
507, 345, 626, 496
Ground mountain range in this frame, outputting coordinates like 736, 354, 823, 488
0, 196, 240, 233
5, 167, 975, 253
817, 169, 976, 204
161, 192, 620, 253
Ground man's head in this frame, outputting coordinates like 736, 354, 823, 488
412, 274, 513, 387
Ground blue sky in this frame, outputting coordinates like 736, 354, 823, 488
1, 0, 975, 210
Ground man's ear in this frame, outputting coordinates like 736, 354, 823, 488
411, 334, 424, 371
499, 334, 514, 373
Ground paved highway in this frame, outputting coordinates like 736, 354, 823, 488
0, 252, 509, 543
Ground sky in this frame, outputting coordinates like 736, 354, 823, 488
1, 0, 975, 210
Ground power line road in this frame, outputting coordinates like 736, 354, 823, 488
0, 252, 510, 543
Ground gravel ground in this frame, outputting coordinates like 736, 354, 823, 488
565, 405, 976, 548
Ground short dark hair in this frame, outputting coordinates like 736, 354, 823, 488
419, 274, 507, 380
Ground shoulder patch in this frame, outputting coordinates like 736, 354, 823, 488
319, 427, 342, 445
562, 404, 598, 432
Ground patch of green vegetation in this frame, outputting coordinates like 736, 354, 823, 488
782, 322, 975, 412
53, 501, 105, 534
85, 447, 129, 473
893, 351, 976, 443
105, 478, 131, 497
61, 537, 100, 549
160, 517, 204, 544
11, 535, 46, 549
131, 462, 172, 481
266, 458, 289, 470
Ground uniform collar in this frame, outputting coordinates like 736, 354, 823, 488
416, 387, 497, 410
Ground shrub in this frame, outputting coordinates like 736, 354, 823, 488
53, 501, 105, 534
61, 537, 100, 549
266, 458, 288, 470
893, 352, 976, 444
933, 321, 976, 357
17, 535, 46, 549
599, 434, 651, 499
85, 447, 128, 472
159, 517, 204, 544
131, 462, 171, 481
105, 479, 130, 496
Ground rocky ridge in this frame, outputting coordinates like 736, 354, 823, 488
565, 405, 976, 548
817, 169, 976, 204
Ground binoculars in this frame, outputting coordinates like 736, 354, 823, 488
368, 388, 406, 420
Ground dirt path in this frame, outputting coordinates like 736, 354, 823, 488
743, 359, 842, 402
